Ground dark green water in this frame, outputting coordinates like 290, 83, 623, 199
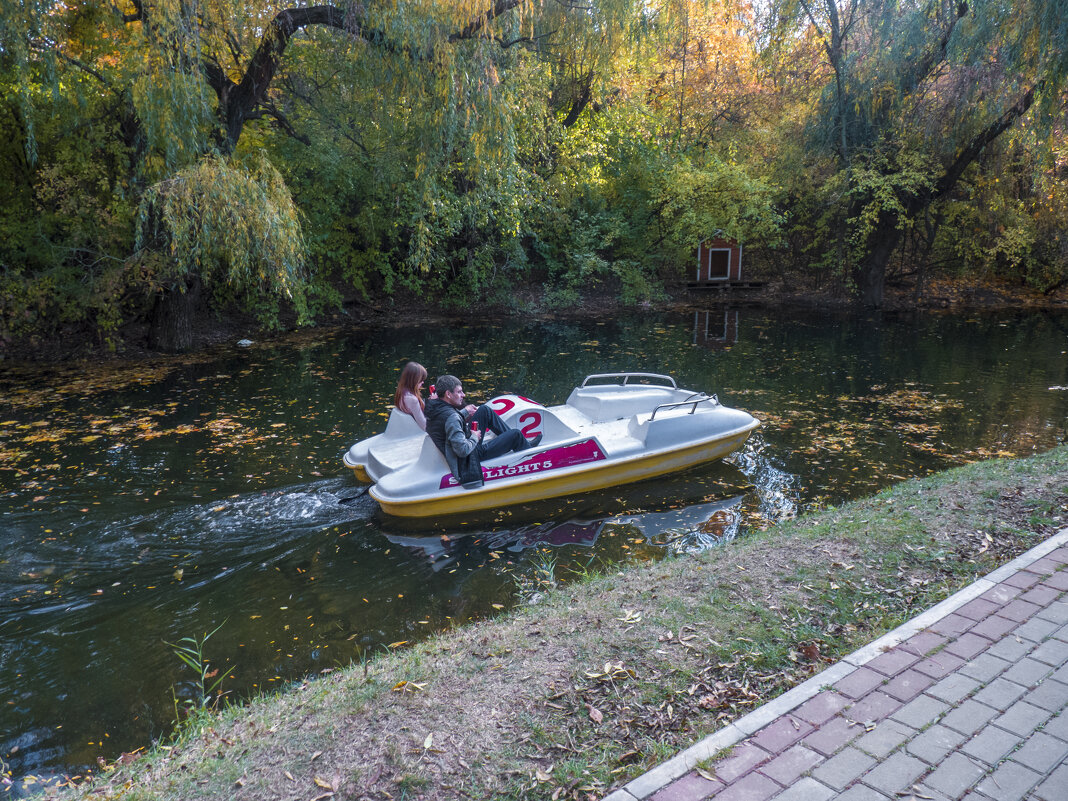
1, 307, 1066, 789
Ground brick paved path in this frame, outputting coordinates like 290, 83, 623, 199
605, 529, 1068, 801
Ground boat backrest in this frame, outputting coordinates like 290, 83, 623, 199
566, 385, 683, 423
383, 407, 425, 438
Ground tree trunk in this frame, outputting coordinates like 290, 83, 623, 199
148, 277, 203, 353
855, 213, 903, 308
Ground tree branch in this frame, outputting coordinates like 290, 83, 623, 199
934, 85, 1036, 199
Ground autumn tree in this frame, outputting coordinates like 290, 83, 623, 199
766, 0, 1068, 307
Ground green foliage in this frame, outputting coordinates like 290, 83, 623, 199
165, 621, 235, 715
135, 152, 310, 328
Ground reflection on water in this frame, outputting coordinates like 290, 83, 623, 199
1, 307, 1066, 788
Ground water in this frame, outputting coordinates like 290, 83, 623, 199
1, 308, 1066, 788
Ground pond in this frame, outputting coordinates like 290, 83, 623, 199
1, 307, 1066, 789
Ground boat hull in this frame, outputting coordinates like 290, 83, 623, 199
369, 423, 756, 518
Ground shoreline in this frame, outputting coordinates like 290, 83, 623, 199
2, 275, 1066, 371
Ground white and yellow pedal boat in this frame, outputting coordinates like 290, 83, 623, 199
342, 373, 759, 519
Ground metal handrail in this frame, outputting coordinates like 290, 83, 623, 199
649, 393, 720, 421
580, 372, 677, 389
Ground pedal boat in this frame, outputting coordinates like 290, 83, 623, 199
342, 373, 759, 519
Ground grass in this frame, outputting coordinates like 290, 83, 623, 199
59, 446, 1067, 801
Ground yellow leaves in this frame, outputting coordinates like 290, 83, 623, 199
584, 662, 635, 681
313, 777, 334, 790
617, 609, 642, 624
392, 680, 427, 693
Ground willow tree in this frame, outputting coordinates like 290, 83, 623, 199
766, 0, 1068, 307
2, 0, 672, 347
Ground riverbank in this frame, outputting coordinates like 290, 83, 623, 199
50, 445, 1067, 801
3, 273, 1066, 367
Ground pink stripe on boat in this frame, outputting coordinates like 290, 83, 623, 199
439, 439, 606, 489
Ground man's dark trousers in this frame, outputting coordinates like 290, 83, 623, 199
470, 405, 525, 461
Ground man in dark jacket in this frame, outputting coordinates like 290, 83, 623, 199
425, 374, 542, 487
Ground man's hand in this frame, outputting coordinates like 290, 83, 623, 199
463, 404, 477, 416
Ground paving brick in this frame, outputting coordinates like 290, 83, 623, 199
957, 597, 1001, 621
1031, 637, 1068, 666
650, 772, 723, 801
891, 694, 950, 729
921, 752, 986, 798
1041, 599, 1068, 624
766, 776, 835, 801
998, 598, 1043, 622
1026, 557, 1061, 576
713, 771, 780, 801
975, 760, 1042, 801
1009, 730, 1068, 773
980, 583, 1022, 604
758, 744, 822, 786
928, 672, 981, 704
711, 742, 772, 783
1048, 547, 1068, 563
751, 716, 813, 754
945, 632, 995, 660
881, 669, 934, 702
940, 699, 998, 736
1044, 571, 1068, 592
1004, 570, 1043, 590
860, 751, 928, 795
899, 630, 948, 657
854, 718, 915, 759
930, 613, 975, 637
958, 653, 1011, 683
794, 691, 850, 726
993, 699, 1053, 736
1033, 762, 1068, 801
811, 746, 876, 790
1027, 677, 1068, 712
987, 635, 1035, 662
960, 725, 1022, 765
834, 667, 886, 700
968, 614, 1018, 641
1041, 706, 1068, 738
972, 676, 1028, 710
1001, 656, 1054, 687
835, 785, 891, 801
865, 648, 920, 677
1051, 660, 1068, 684
1021, 584, 1062, 607
803, 716, 863, 757
905, 724, 967, 765
1054, 621, 1068, 643
1014, 616, 1060, 642
846, 691, 901, 723
912, 651, 966, 679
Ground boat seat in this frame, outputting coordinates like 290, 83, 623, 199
368, 434, 429, 478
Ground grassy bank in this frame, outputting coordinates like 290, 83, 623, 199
61, 446, 1067, 801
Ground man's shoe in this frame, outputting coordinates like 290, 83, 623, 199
525, 433, 543, 450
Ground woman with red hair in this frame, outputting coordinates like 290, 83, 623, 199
393, 361, 430, 430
